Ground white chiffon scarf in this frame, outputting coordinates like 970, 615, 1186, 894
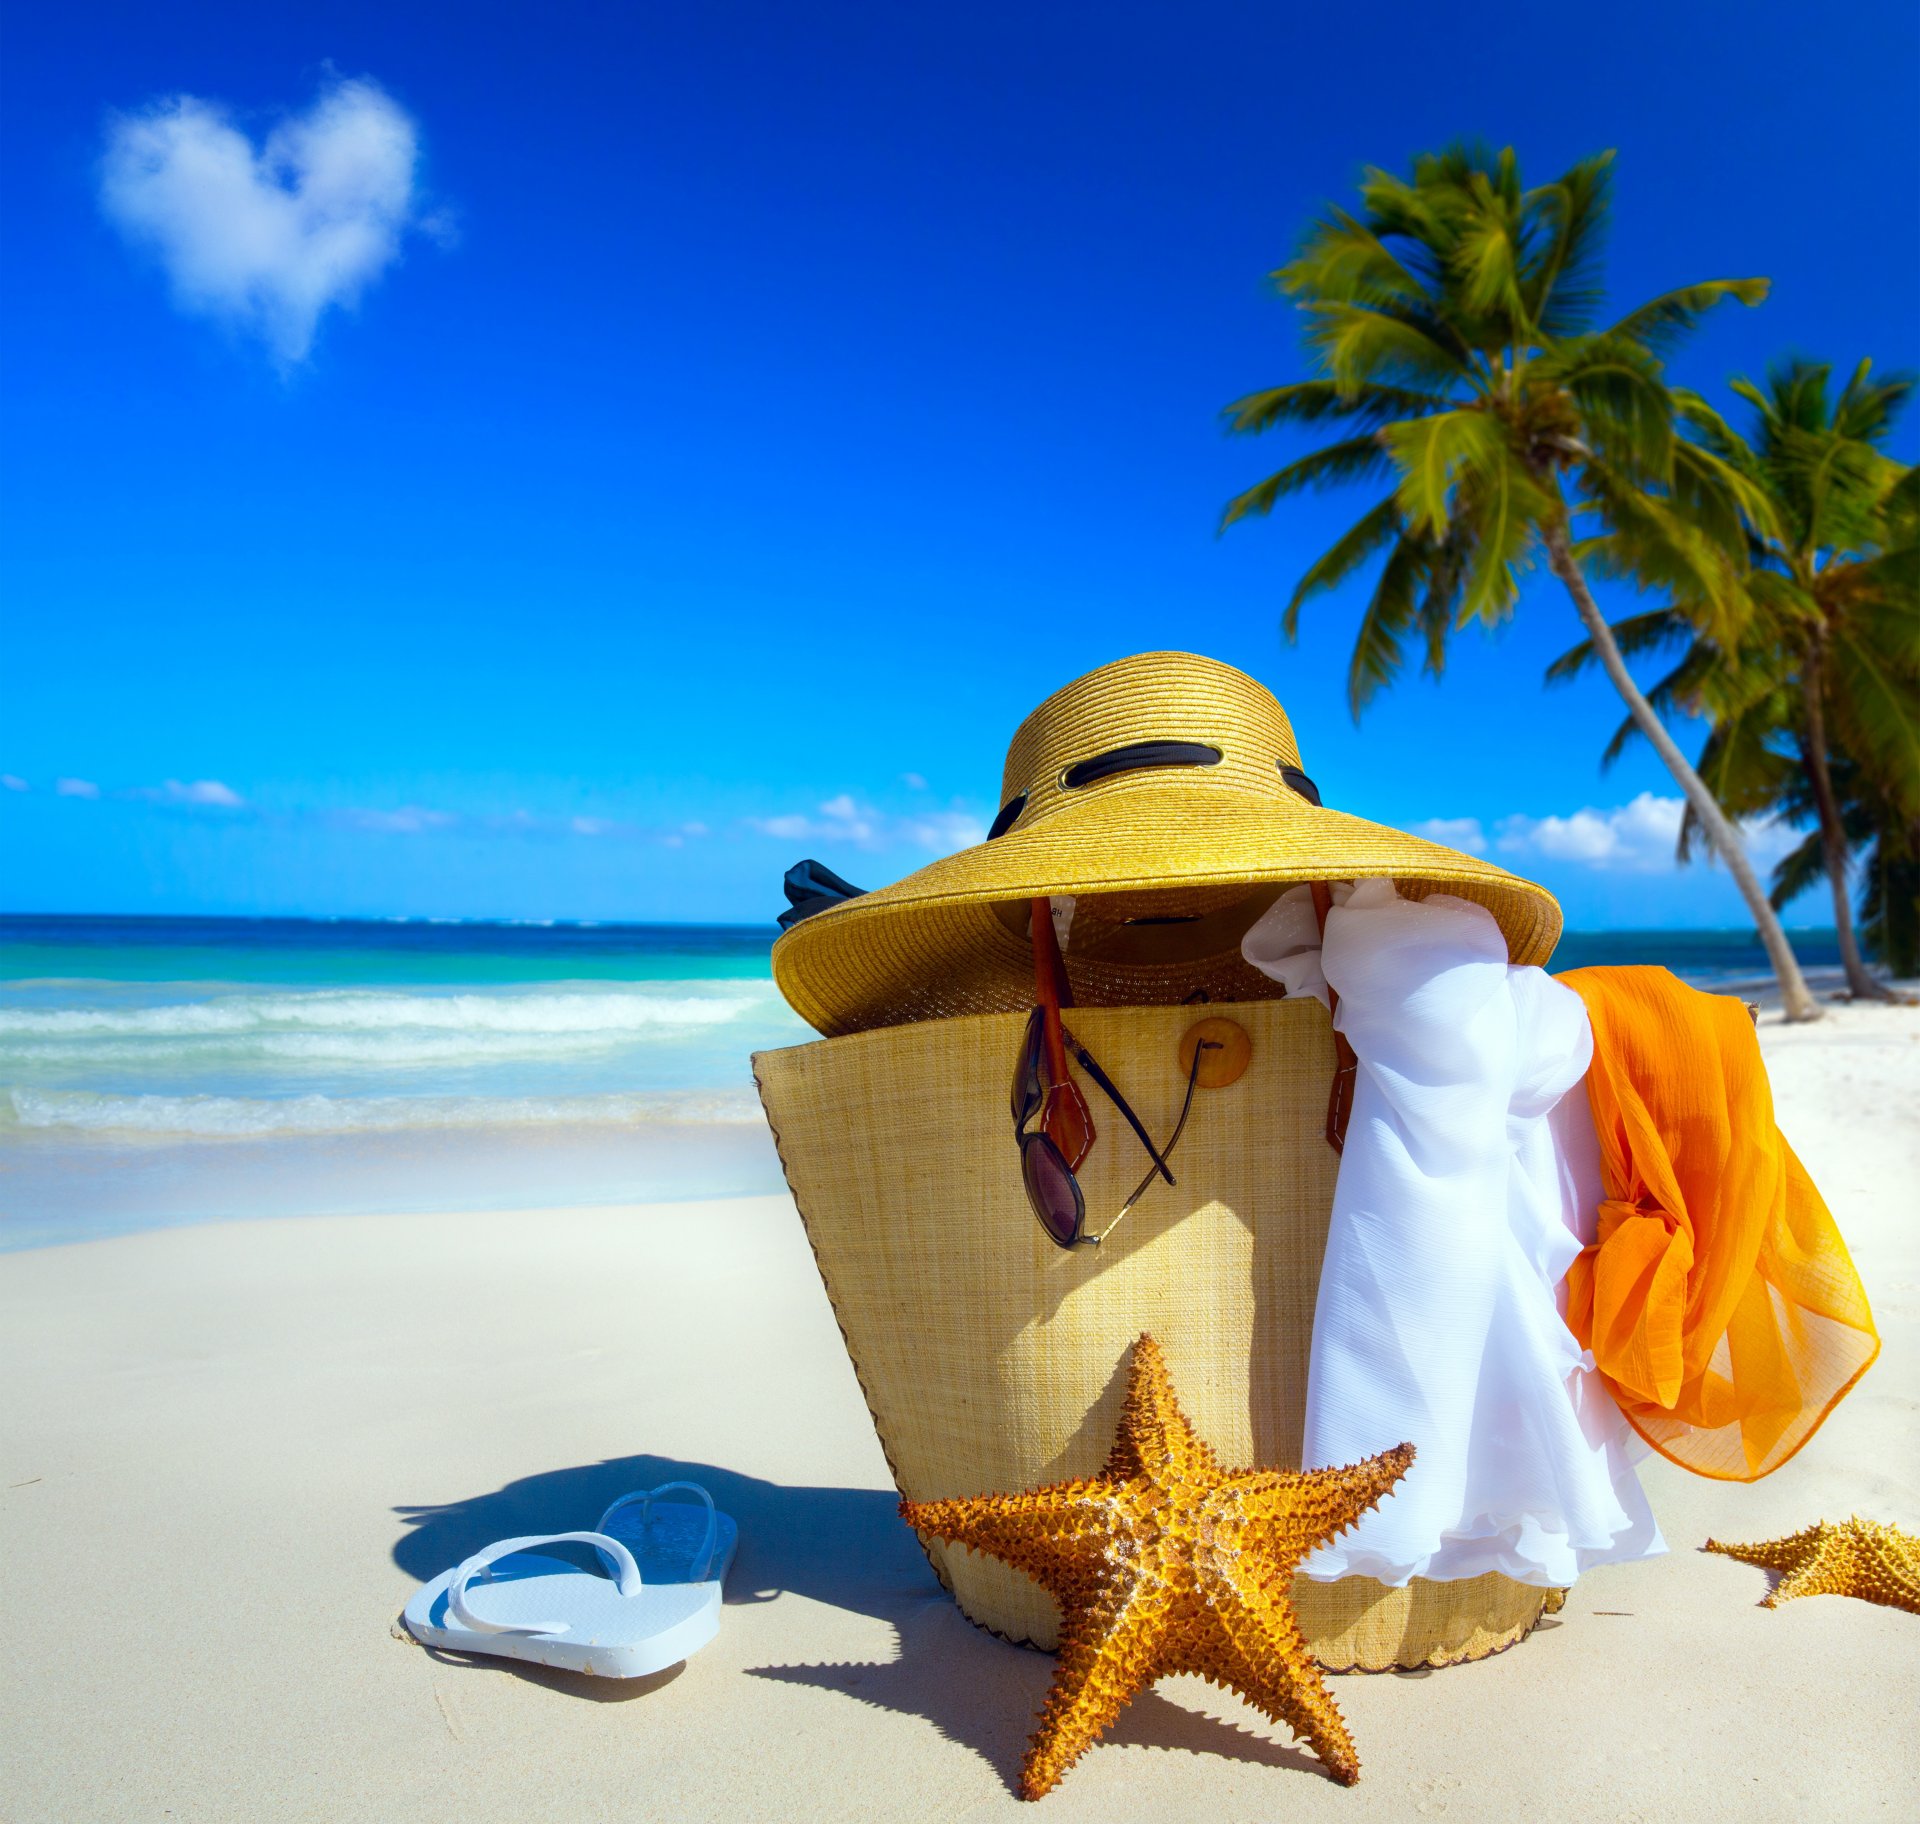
1243, 878, 1663, 1588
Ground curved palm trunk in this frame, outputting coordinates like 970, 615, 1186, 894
1800, 654, 1891, 1000
1541, 519, 1823, 1022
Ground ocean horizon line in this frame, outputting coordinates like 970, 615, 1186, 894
0, 910, 778, 934
0, 909, 1848, 939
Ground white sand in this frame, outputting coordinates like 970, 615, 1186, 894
3, 1003, 1917, 1822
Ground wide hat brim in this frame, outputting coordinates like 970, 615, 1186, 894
773, 771, 1561, 1037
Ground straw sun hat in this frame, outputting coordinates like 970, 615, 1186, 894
772, 651, 1562, 1037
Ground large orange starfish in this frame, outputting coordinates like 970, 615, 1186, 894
901, 1333, 1413, 1798
1707, 1517, 1920, 1613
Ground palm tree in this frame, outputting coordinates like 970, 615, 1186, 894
1767, 758, 1920, 984
1859, 811, 1920, 981
1220, 144, 1824, 1020
1550, 360, 1919, 999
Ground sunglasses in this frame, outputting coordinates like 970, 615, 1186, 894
1010, 1006, 1215, 1249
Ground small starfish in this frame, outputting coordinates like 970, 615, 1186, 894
901, 1333, 1413, 1799
1706, 1517, 1920, 1614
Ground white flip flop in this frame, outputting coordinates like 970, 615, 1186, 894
400, 1481, 738, 1678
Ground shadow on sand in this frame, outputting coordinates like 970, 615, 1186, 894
393, 1452, 1333, 1786
394, 1453, 924, 1623
745, 1593, 1334, 1790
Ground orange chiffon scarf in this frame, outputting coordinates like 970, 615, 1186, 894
1557, 966, 1879, 1481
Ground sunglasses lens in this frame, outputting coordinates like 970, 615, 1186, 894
1022, 1136, 1083, 1248
1011, 1008, 1046, 1126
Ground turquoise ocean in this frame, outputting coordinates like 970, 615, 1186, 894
0, 914, 1843, 1251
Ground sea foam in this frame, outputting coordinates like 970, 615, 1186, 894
6, 1085, 766, 1137
0, 985, 758, 1038
0, 983, 786, 1075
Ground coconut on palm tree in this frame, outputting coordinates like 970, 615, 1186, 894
1550, 360, 1919, 998
1220, 143, 1824, 1019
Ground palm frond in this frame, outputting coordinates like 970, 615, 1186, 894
1574, 470, 1751, 638
1669, 437, 1779, 555
1686, 698, 1798, 837
1827, 623, 1920, 819
1605, 278, 1769, 355
1843, 368, 1920, 443
1455, 459, 1549, 624
1283, 496, 1404, 638
1275, 207, 1430, 309
1543, 334, 1672, 477
1831, 359, 1917, 445
1673, 388, 1761, 474
1217, 435, 1394, 531
1727, 374, 1772, 420
1851, 543, 1920, 618
1883, 462, 1920, 527
1524, 151, 1614, 336
1347, 534, 1428, 717
1417, 528, 1469, 673
1357, 159, 1466, 261
1382, 408, 1510, 536
1544, 607, 1691, 685
1453, 207, 1526, 327
1816, 436, 1896, 553
1762, 357, 1834, 437
1219, 379, 1450, 437
1597, 643, 1729, 770
1299, 302, 1478, 395
1860, 811, 1920, 975
1768, 829, 1829, 911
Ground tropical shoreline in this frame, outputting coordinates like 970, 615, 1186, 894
2, 997, 1914, 1821
0, 914, 1886, 1252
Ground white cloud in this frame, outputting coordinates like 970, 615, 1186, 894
100, 76, 430, 364
1409, 816, 1489, 855
896, 809, 990, 850
1490, 793, 1803, 875
749, 795, 882, 846
1496, 793, 1683, 871
900, 772, 928, 791
747, 798, 878, 847
750, 812, 825, 842
36, 767, 713, 848
338, 803, 707, 844
338, 805, 458, 835
1, 775, 26, 792
746, 795, 985, 854
135, 778, 246, 807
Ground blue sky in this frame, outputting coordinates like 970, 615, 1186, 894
3, 0, 1915, 929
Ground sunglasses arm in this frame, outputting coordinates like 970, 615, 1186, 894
1062, 1033, 1175, 1185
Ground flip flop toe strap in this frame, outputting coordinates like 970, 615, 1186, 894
446, 1531, 643, 1637
597, 1481, 721, 1582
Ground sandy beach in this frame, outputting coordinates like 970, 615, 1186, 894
3, 1001, 1916, 1824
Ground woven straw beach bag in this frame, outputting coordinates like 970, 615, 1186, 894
754, 996, 1558, 1673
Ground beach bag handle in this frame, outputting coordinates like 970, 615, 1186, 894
1309, 882, 1359, 1154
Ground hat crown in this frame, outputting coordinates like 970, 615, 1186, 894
1000, 652, 1304, 826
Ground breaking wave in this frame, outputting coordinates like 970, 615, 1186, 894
5, 1085, 766, 1137
0, 982, 788, 1074
0, 986, 757, 1038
